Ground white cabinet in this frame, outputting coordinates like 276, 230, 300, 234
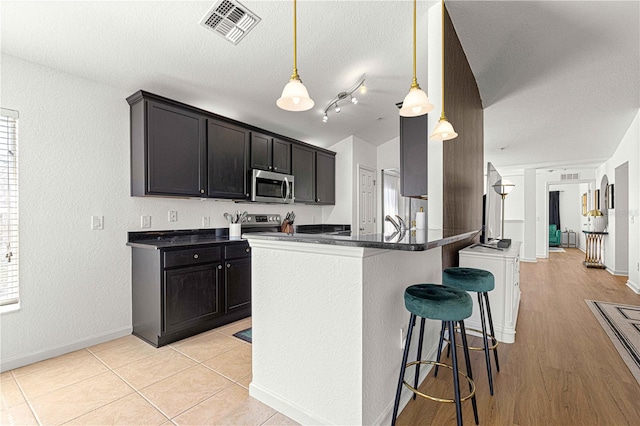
458, 242, 521, 343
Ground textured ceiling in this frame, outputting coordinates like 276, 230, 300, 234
1, 1, 639, 171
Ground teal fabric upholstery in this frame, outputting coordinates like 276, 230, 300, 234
404, 284, 472, 321
549, 224, 561, 246
443, 267, 495, 293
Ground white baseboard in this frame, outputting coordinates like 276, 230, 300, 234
521, 257, 537, 263
606, 267, 629, 276
627, 280, 640, 294
250, 341, 440, 426
0, 326, 132, 372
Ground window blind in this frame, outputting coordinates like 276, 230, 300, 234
0, 108, 19, 307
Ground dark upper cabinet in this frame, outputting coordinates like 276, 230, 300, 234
250, 132, 271, 171
132, 99, 206, 196
208, 120, 250, 199
272, 138, 291, 174
315, 152, 336, 205
400, 115, 428, 198
250, 133, 291, 174
292, 144, 316, 203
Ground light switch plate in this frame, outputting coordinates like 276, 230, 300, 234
91, 215, 104, 230
168, 211, 178, 222
141, 215, 151, 228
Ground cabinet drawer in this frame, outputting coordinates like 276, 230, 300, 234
164, 247, 221, 268
225, 243, 251, 259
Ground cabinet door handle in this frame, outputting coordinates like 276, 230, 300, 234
246, 193, 249, 197
317, 198, 320, 202
193, 254, 199, 259
269, 166, 272, 170
227, 263, 231, 268
200, 189, 205, 194
245, 248, 250, 253
218, 265, 222, 270
274, 167, 278, 171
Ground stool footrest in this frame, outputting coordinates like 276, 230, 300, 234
402, 360, 476, 403
445, 326, 499, 351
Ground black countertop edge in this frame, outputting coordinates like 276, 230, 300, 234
295, 224, 351, 234
127, 228, 246, 249
243, 229, 480, 252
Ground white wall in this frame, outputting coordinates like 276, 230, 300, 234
322, 136, 353, 226
0, 55, 325, 370
596, 111, 640, 289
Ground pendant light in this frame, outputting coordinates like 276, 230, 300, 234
400, 0, 434, 117
276, 0, 314, 111
430, 0, 458, 140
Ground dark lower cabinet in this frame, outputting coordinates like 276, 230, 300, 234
164, 263, 222, 334
225, 257, 251, 314
132, 241, 251, 347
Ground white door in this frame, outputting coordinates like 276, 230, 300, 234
358, 165, 376, 235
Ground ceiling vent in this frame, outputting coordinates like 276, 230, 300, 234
561, 173, 580, 181
200, 0, 261, 45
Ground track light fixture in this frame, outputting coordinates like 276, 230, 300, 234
321, 74, 366, 122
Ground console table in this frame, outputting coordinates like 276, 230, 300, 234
582, 231, 608, 268
561, 230, 577, 248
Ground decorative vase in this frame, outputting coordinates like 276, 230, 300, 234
587, 209, 606, 232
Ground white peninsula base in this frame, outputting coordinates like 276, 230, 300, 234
246, 239, 443, 425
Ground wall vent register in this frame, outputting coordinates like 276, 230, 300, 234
199, 0, 261, 45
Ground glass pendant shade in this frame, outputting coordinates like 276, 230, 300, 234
492, 179, 515, 196
430, 117, 458, 140
276, 77, 314, 111
399, 86, 434, 117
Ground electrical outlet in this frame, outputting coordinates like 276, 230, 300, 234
168, 210, 178, 222
202, 216, 210, 228
91, 216, 104, 230
400, 327, 407, 350
141, 215, 151, 228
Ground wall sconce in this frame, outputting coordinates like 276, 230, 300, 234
322, 75, 366, 122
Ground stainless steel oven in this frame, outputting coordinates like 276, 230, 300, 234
251, 169, 294, 204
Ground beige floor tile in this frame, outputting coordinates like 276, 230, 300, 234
139, 364, 233, 419
88, 334, 140, 353
15, 354, 109, 399
0, 402, 38, 425
236, 374, 252, 389
0, 378, 25, 409
11, 350, 92, 378
262, 412, 301, 425
30, 371, 134, 425
92, 338, 166, 369
64, 393, 168, 425
215, 317, 252, 336
114, 349, 196, 390
171, 332, 241, 362
0, 372, 13, 382
202, 344, 252, 381
173, 384, 275, 426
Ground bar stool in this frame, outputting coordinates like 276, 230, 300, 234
392, 284, 478, 426
436, 267, 499, 395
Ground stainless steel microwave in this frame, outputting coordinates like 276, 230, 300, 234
251, 169, 294, 204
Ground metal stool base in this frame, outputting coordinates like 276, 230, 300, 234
403, 360, 476, 403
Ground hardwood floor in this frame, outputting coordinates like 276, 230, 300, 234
396, 248, 640, 425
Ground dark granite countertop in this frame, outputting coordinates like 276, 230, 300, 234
243, 229, 480, 251
127, 229, 247, 249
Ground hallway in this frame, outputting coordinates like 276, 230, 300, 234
397, 248, 640, 425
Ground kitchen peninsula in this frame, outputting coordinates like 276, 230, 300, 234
244, 229, 477, 425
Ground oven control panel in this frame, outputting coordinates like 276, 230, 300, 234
242, 214, 281, 226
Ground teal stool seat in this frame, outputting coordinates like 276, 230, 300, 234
392, 284, 478, 426
443, 267, 494, 293
405, 284, 472, 321
438, 267, 500, 396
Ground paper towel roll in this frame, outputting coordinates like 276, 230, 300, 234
415, 211, 426, 230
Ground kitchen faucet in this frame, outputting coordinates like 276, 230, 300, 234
385, 215, 401, 232
395, 215, 408, 231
